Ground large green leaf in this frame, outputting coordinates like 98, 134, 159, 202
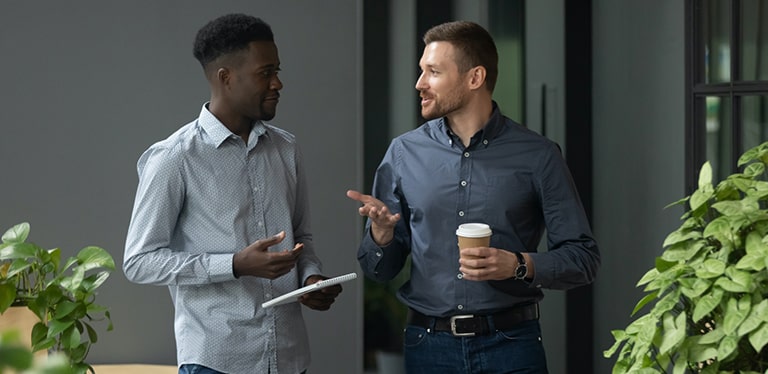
76, 246, 115, 271
47, 319, 75, 339
679, 277, 711, 299
748, 321, 768, 352
693, 288, 723, 322
0, 242, 39, 260
702, 217, 733, 247
662, 230, 702, 248
0, 282, 17, 312
742, 162, 765, 178
695, 259, 726, 279
632, 291, 659, 316
717, 334, 738, 361
697, 328, 725, 344
1, 222, 30, 244
722, 297, 750, 335
659, 312, 687, 354
636, 268, 659, 287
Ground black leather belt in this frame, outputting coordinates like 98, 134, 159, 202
408, 303, 539, 337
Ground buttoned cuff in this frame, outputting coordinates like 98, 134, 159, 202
209, 253, 237, 283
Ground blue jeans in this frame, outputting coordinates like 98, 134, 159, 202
179, 364, 307, 374
404, 319, 548, 373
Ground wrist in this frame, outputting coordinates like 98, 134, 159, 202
370, 225, 394, 247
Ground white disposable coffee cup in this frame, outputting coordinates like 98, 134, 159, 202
456, 223, 492, 259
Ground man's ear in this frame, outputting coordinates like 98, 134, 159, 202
216, 67, 230, 86
467, 66, 487, 90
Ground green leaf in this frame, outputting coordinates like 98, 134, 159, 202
1, 222, 30, 244
0, 242, 39, 260
663, 230, 702, 248
53, 299, 79, 319
636, 268, 659, 287
76, 246, 115, 271
690, 188, 713, 212
698, 162, 713, 189
688, 344, 717, 364
735, 253, 766, 271
714, 277, 750, 293
47, 319, 75, 338
695, 259, 726, 279
712, 200, 753, 216
748, 321, 768, 352
631, 291, 658, 316
702, 217, 733, 247
722, 297, 750, 334
693, 288, 723, 322
698, 327, 725, 344
65, 324, 81, 348
0, 282, 17, 312
742, 162, 765, 178
717, 334, 738, 361
679, 277, 711, 299
659, 312, 687, 354
0, 345, 34, 369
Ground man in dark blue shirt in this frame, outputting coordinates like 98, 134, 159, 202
347, 20, 600, 373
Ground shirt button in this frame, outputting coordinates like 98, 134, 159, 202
376, 251, 382, 257
460, 180, 467, 187
457, 273, 463, 279
265, 293, 271, 299
483, 139, 489, 145
458, 304, 464, 310
458, 211, 465, 217
258, 221, 263, 227
463, 152, 470, 157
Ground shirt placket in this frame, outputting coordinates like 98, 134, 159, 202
455, 143, 473, 312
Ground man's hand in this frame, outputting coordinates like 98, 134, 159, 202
346, 190, 400, 246
459, 247, 534, 281
299, 274, 343, 311
232, 231, 303, 279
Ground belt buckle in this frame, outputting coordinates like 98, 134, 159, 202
449, 314, 476, 337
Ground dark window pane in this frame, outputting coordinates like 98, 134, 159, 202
742, 95, 768, 151
741, 0, 768, 81
698, 0, 732, 83
704, 96, 732, 181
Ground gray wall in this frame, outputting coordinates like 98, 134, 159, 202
0, 1, 363, 373
592, 1, 685, 373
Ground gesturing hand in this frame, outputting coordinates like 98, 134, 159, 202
299, 274, 343, 311
232, 231, 303, 279
346, 189, 400, 246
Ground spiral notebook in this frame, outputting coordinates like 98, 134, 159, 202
261, 272, 358, 308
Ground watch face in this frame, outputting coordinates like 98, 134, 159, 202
515, 265, 527, 279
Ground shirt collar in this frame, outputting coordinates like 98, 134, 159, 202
198, 103, 267, 148
436, 101, 503, 148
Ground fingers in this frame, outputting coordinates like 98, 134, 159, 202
253, 231, 286, 252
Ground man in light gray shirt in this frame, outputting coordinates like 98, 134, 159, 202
124, 14, 341, 374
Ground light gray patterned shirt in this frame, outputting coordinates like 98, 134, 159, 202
124, 104, 321, 374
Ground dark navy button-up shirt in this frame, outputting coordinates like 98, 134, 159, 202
358, 103, 600, 317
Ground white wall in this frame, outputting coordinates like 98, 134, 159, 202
592, 1, 686, 373
0, 1, 363, 372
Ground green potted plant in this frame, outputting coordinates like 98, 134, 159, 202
0, 222, 114, 374
0, 329, 74, 374
604, 141, 768, 373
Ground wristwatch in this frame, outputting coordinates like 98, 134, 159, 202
512, 252, 528, 280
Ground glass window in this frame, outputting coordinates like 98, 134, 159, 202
742, 95, 768, 149
741, 0, 768, 81
687, 0, 768, 190
704, 96, 733, 181
699, 0, 732, 84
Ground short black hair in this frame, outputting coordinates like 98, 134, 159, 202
192, 13, 274, 69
